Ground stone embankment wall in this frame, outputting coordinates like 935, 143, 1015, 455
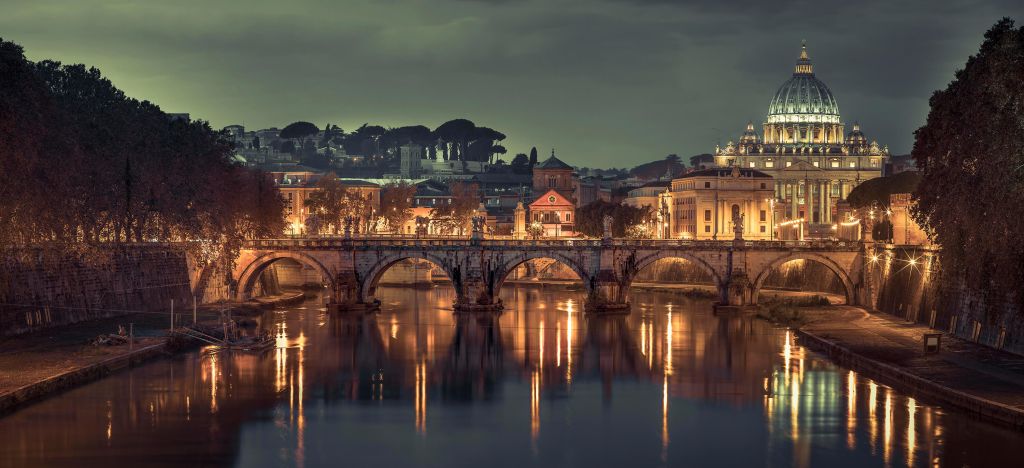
871, 245, 1024, 356
0, 246, 199, 337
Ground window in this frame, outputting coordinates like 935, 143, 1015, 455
565, 213, 571, 222
760, 225, 766, 233
749, 162, 756, 168
760, 183, 766, 189
766, 161, 774, 168
704, 209, 711, 222
830, 160, 839, 168
849, 162, 856, 168
786, 161, 792, 167
704, 225, 711, 233
760, 210, 766, 222
704, 181, 711, 189
548, 177, 556, 188
812, 161, 819, 167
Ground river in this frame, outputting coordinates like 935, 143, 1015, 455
0, 285, 1021, 467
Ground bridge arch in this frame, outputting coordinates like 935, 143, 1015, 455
235, 251, 334, 301
629, 251, 723, 287
360, 252, 457, 304
493, 251, 591, 297
751, 252, 854, 305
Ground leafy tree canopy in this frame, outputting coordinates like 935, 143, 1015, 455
279, 121, 319, 140
846, 171, 921, 208
911, 18, 1024, 312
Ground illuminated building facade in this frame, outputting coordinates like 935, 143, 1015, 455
713, 44, 887, 227
669, 166, 775, 240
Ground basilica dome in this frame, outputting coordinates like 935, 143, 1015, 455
766, 44, 841, 125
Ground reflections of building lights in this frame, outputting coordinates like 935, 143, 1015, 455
869, 381, 878, 454
566, 299, 574, 383
530, 370, 540, 441
390, 315, 398, 340
276, 322, 288, 393
847, 371, 856, 449
415, 360, 427, 435
883, 389, 893, 465
556, 321, 562, 368
210, 351, 219, 414
296, 331, 306, 468
907, 397, 916, 467
539, 320, 545, 371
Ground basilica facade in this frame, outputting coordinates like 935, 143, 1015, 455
712, 44, 888, 227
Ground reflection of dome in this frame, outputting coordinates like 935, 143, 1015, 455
845, 122, 867, 146
766, 44, 840, 125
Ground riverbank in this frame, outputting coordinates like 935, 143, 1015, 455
792, 306, 1024, 430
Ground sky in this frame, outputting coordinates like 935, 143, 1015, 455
3, 0, 1021, 168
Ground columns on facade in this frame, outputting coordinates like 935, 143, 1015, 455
789, 183, 798, 219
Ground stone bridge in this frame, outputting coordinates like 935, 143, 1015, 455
209, 237, 868, 313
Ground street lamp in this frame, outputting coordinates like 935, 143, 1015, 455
766, 197, 777, 241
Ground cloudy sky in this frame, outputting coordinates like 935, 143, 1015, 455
3, 0, 1021, 168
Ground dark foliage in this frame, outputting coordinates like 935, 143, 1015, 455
910, 18, 1024, 313
575, 200, 652, 238
846, 171, 921, 208
0, 38, 284, 265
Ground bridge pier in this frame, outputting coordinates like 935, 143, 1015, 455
714, 269, 757, 313
329, 271, 380, 313
584, 276, 631, 314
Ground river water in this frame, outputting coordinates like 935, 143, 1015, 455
1, 285, 1021, 467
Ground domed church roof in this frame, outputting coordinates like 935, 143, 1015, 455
766, 43, 841, 125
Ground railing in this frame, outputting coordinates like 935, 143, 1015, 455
244, 236, 862, 251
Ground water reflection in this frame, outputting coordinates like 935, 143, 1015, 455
0, 285, 1021, 467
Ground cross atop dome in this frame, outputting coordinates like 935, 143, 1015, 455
795, 41, 813, 75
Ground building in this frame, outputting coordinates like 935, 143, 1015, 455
399, 144, 423, 178
889, 193, 929, 245
623, 181, 672, 238
712, 43, 888, 229
532, 151, 576, 202
669, 167, 775, 240
528, 189, 576, 237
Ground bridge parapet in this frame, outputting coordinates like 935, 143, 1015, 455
243, 237, 861, 252
229, 236, 868, 313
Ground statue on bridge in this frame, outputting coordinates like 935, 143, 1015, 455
602, 215, 613, 241
471, 216, 485, 240
732, 206, 744, 241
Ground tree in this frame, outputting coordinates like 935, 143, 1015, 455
430, 182, 479, 235
529, 147, 538, 167
510, 153, 531, 174
304, 173, 371, 235
380, 181, 417, 234
0, 38, 284, 268
846, 171, 921, 208
279, 121, 319, 141
575, 200, 651, 238
911, 18, 1024, 313
689, 153, 715, 169
433, 119, 476, 161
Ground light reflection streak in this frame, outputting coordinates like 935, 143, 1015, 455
296, 332, 305, 468
662, 310, 673, 458
847, 371, 856, 449
556, 321, 562, 368
210, 351, 219, 414
415, 360, 427, 435
883, 389, 893, 465
869, 381, 878, 454
530, 370, 540, 442
566, 300, 574, 383
907, 397, 916, 467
